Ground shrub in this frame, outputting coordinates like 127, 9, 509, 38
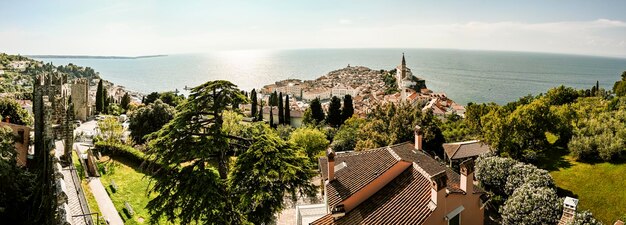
500, 184, 562, 225
475, 156, 517, 195
504, 163, 554, 196
567, 210, 604, 225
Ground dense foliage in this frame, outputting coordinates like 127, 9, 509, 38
331, 102, 444, 154
613, 71, 626, 97
0, 97, 33, 125
475, 155, 558, 217
289, 127, 329, 163
146, 80, 315, 224
143, 91, 185, 107
326, 96, 342, 127
128, 99, 176, 143
309, 98, 325, 125
97, 117, 124, 142
341, 95, 354, 122
566, 210, 604, 225
568, 97, 626, 161
0, 126, 35, 224
499, 184, 562, 225
95, 80, 104, 113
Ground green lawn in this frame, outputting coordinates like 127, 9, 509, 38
550, 155, 626, 224
98, 156, 176, 225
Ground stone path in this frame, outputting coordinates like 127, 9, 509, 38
88, 177, 124, 225
54, 141, 91, 225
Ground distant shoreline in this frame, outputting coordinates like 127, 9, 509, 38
26, 54, 168, 59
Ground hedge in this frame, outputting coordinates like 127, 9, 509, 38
94, 141, 164, 174
95, 141, 146, 165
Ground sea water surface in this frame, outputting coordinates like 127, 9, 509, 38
32, 49, 626, 105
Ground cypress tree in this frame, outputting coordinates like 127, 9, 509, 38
103, 88, 109, 114
284, 95, 291, 126
251, 89, 258, 121
96, 79, 103, 113
269, 106, 274, 128
278, 92, 284, 125
326, 96, 342, 127
257, 100, 264, 122
310, 98, 325, 125
341, 95, 354, 122
121, 92, 131, 110
596, 80, 600, 96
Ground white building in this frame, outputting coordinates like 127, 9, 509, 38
303, 89, 331, 101
331, 83, 358, 98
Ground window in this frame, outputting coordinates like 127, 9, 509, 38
448, 213, 460, 225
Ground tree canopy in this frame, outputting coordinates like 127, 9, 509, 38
0, 125, 35, 224
0, 97, 33, 126
128, 99, 176, 143
146, 80, 315, 224
326, 96, 342, 127
309, 98, 325, 125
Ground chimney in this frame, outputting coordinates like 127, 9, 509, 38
327, 148, 336, 181
429, 171, 447, 209
460, 159, 475, 193
414, 125, 423, 151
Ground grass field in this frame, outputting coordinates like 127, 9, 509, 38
98, 156, 176, 225
550, 155, 626, 224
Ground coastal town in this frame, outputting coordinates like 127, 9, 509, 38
254, 54, 467, 127
1, 1, 626, 224
2, 49, 625, 225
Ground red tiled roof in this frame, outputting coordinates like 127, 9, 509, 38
320, 147, 398, 207
333, 167, 433, 225
316, 142, 485, 225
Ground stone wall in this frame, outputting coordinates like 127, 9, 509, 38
71, 78, 90, 121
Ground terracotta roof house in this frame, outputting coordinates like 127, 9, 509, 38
311, 126, 487, 225
443, 140, 492, 168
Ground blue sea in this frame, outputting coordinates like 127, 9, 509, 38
32, 49, 626, 105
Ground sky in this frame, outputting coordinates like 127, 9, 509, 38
1, 0, 626, 57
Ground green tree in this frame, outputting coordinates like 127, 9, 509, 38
332, 116, 366, 152
128, 99, 176, 143
289, 127, 329, 162
102, 87, 110, 113
326, 96, 342, 127
500, 184, 562, 225
310, 98, 325, 125
341, 95, 354, 123
250, 89, 258, 121
120, 92, 131, 111
143, 92, 160, 104
613, 71, 626, 97
229, 131, 316, 224
159, 91, 185, 107
269, 106, 275, 128
278, 92, 284, 125
475, 155, 517, 196
284, 95, 291, 125
0, 126, 35, 224
96, 79, 104, 113
147, 81, 314, 224
97, 117, 123, 142
302, 108, 313, 125
256, 100, 264, 122
0, 98, 33, 126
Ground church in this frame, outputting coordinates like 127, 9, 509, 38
396, 54, 427, 101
